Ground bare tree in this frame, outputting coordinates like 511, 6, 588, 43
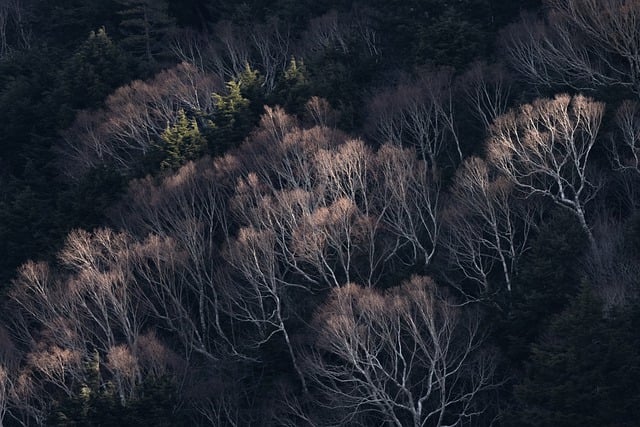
250, 18, 290, 92
300, 7, 380, 59
366, 70, 463, 171
3, 229, 188, 420
0, 1, 10, 58
443, 157, 537, 293
505, 0, 640, 94
223, 109, 443, 396
170, 28, 216, 72
377, 143, 440, 268
116, 158, 238, 360
609, 100, 640, 175
0, 0, 31, 57
487, 94, 604, 245
211, 20, 251, 81
0, 365, 9, 427
58, 62, 222, 180
460, 61, 513, 133
0, 325, 19, 427
303, 10, 350, 55
58, 229, 144, 352
582, 217, 640, 308
305, 96, 338, 129
304, 276, 496, 427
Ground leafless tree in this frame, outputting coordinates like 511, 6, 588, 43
233, 130, 439, 290
350, 5, 379, 57
210, 20, 251, 81
366, 85, 405, 145
3, 228, 190, 419
250, 18, 290, 92
300, 7, 379, 59
223, 108, 443, 396
609, 100, 640, 175
443, 157, 537, 293
377, 143, 440, 268
460, 62, 513, 133
58, 62, 222, 180
170, 28, 216, 72
303, 10, 350, 55
366, 70, 463, 171
305, 96, 338, 129
0, 365, 9, 427
58, 229, 144, 352
505, 0, 640, 94
304, 276, 497, 427
26, 346, 82, 399
582, 217, 640, 308
487, 94, 604, 245
0, 325, 19, 427
0, 1, 10, 58
0, 0, 31, 57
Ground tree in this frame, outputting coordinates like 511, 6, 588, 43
116, 0, 174, 64
58, 27, 132, 112
208, 78, 253, 155
504, 0, 640, 95
58, 62, 221, 180
443, 157, 536, 293
487, 94, 604, 245
511, 286, 640, 426
304, 276, 497, 427
496, 210, 589, 364
460, 61, 513, 133
0, 0, 31, 57
250, 18, 290, 93
160, 109, 207, 170
2, 229, 187, 424
609, 100, 640, 176
366, 69, 463, 171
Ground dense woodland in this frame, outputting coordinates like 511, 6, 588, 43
2, 0, 640, 425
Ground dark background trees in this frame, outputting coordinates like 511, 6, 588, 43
1, 0, 638, 425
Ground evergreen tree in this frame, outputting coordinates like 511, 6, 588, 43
274, 57, 311, 113
509, 287, 640, 426
495, 210, 589, 364
115, 0, 174, 65
58, 28, 132, 113
207, 78, 253, 155
160, 109, 207, 170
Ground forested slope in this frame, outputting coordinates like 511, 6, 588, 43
1, 1, 640, 426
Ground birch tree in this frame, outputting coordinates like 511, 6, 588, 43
305, 276, 496, 427
487, 94, 604, 245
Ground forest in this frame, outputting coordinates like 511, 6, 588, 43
1, 0, 640, 425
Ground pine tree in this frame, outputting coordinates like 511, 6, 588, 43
115, 0, 174, 64
59, 28, 131, 112
207, 79, 253, 155
160, 109, 206, 170
510, 287, 640, 426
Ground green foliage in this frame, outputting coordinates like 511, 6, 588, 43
3, 0, 640, 424
273, 57, 312, 113
207, 78, 254, 155
160, 109, 207, 170
508, 287, 640, 426
236, 64, 267, 116
58, 28, 132, 112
